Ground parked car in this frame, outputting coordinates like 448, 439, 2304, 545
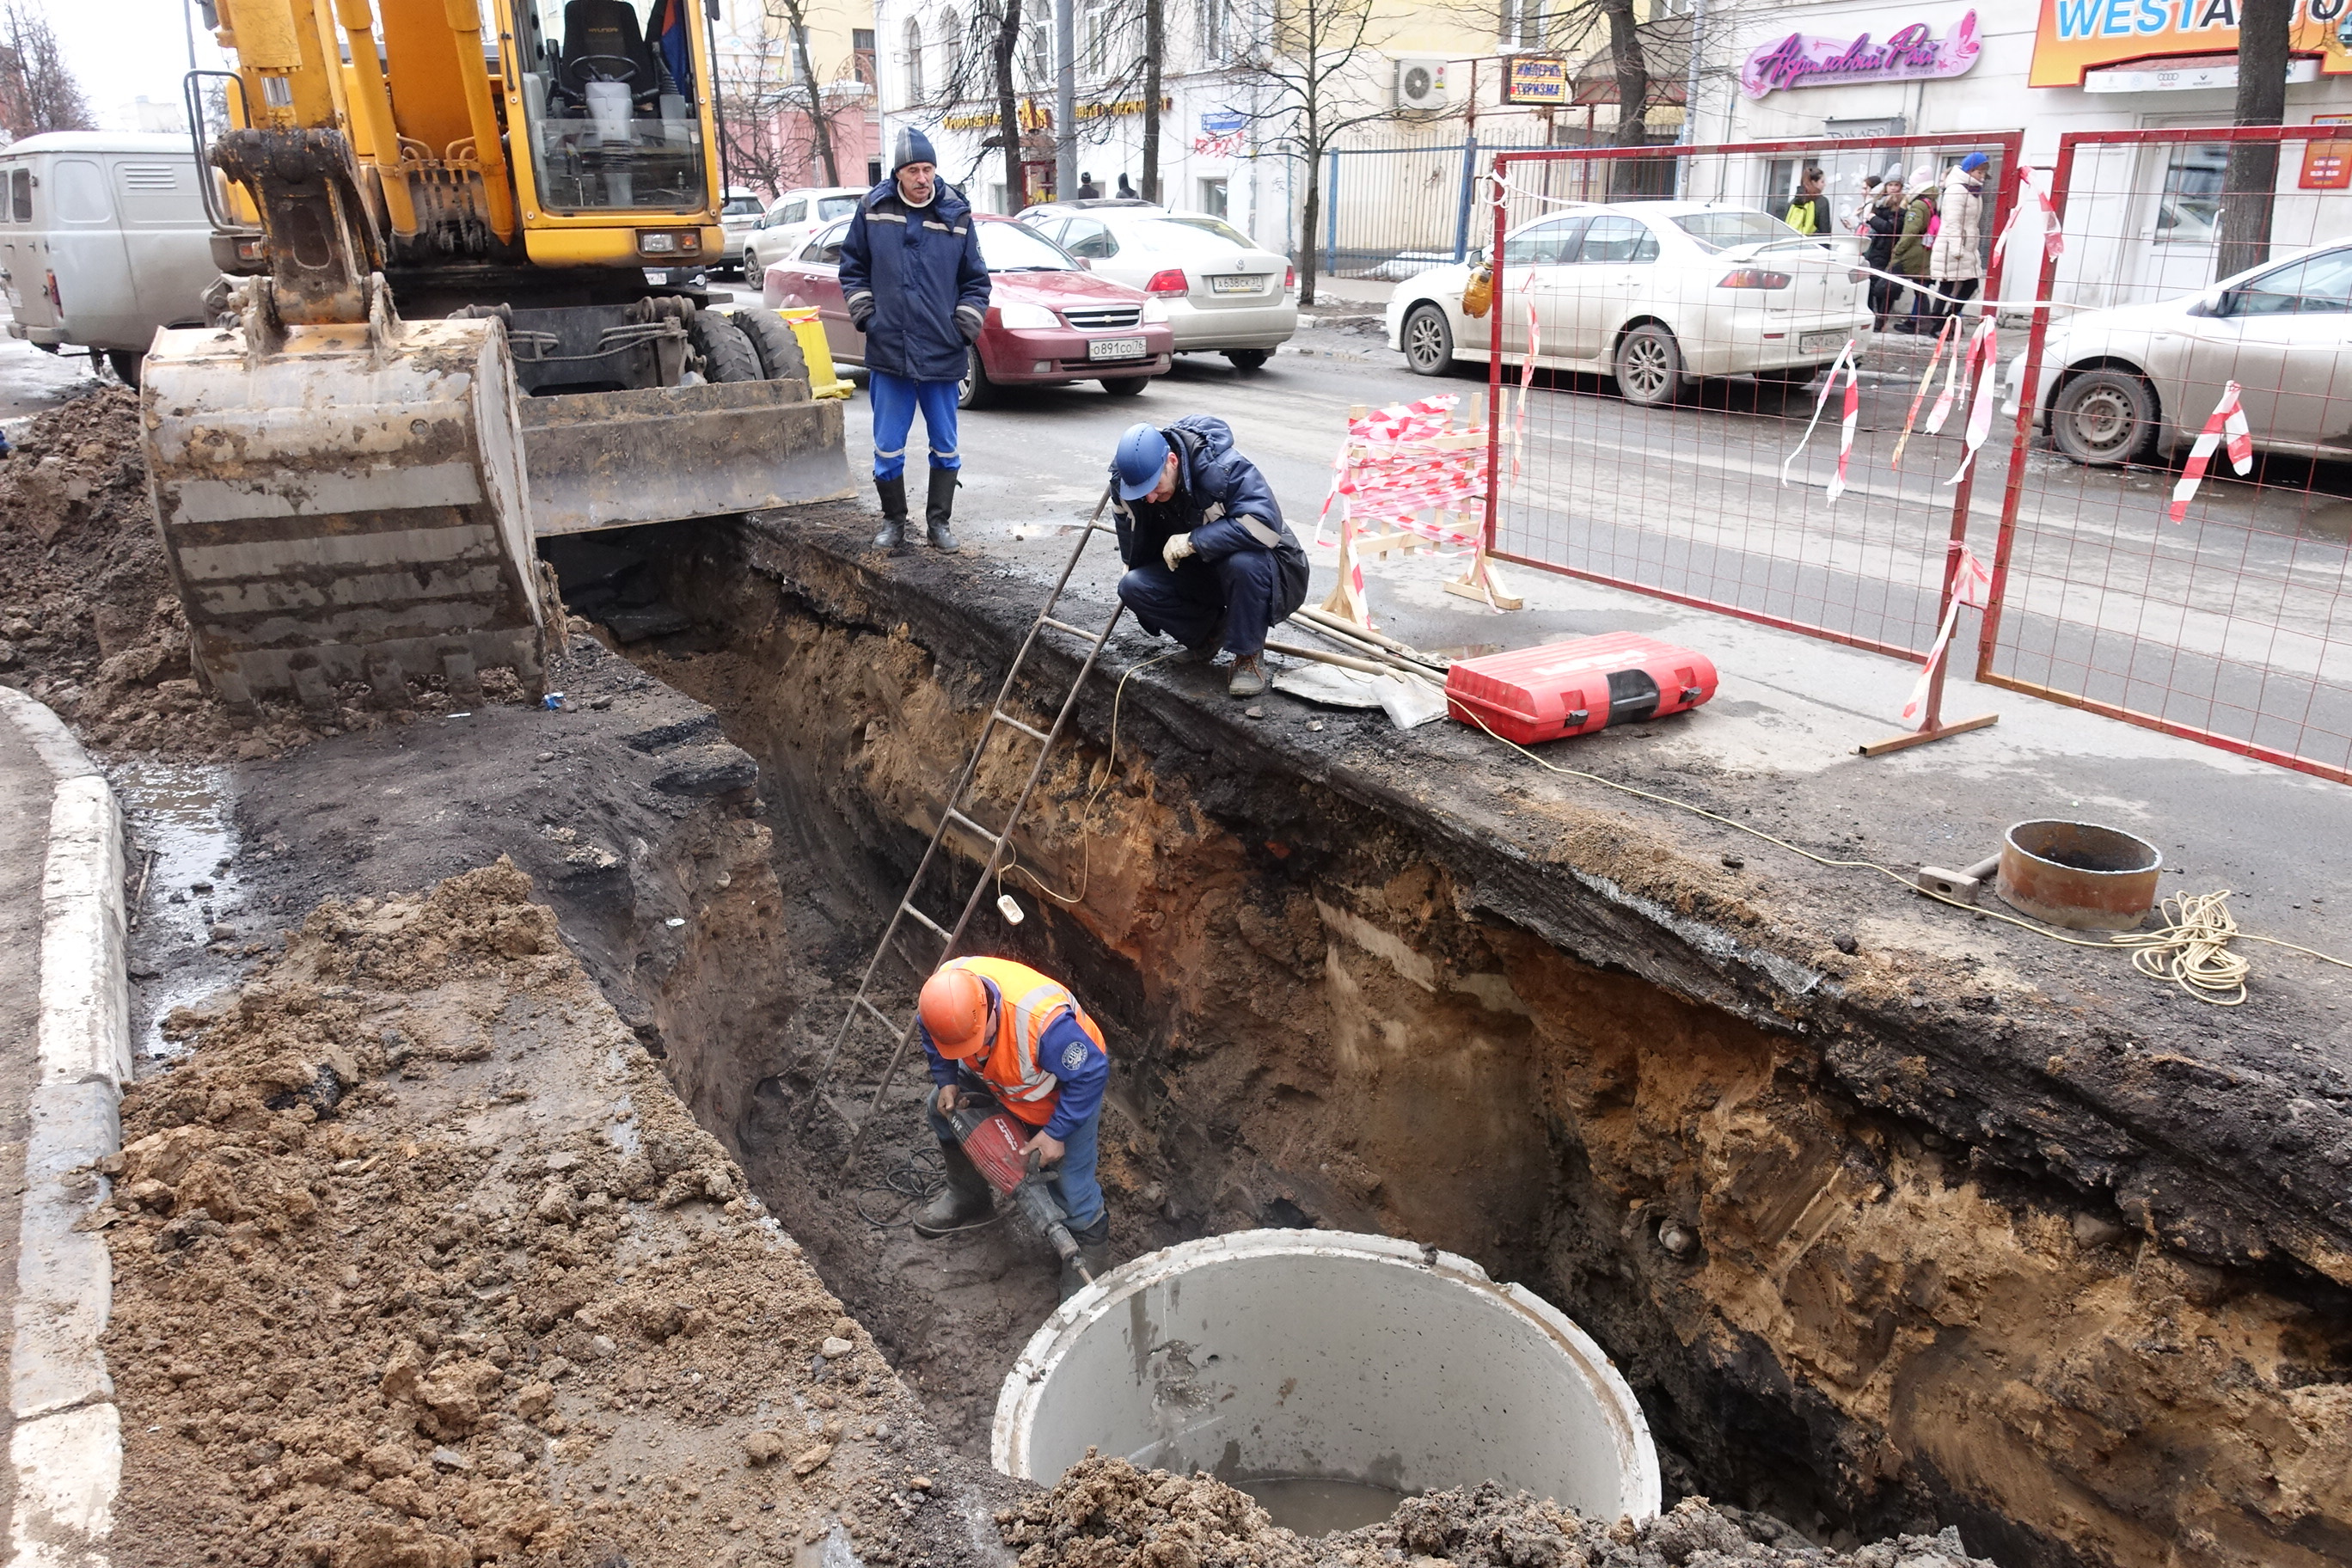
714, 187, 767, 278
2006, 240, 2352, 467
0, 132, 217, 387
762, 214, 1173, 406
741, 186, 865, 280
1384, 200, 1870, 407
1017, 205, 1295, 371
1011, 197, 1164, 224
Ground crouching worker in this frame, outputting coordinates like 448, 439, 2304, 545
1110, 417, 1310, 698
914, 956, 1110, 1298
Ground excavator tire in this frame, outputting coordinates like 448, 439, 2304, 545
684, 308, 763, 384
729, 308, 811, 387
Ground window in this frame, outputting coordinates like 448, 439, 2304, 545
1025, 22, 1050, 85
781, 199, 806, 224
1197, 177, 1228, 218
817, 194, 859, 221
1155, 214, 1253, 248
2153, 143, 2225, 245
2228, 248, 2352, 315
1576, 215, 1657, 264
802, 222, 848, 264
939, 8, 963, 90
1502, 0, 1546, 50
1082, 0, 1113, 78
853, 28, 876, 84
1197, 0, 1228, 58
1502, 216, 1586, 266
903, 16, 925, 101
1059, 217, 1116, 258
977, 220, 1077, 270
9, 168, 29, 224
1672, 209, 1801, 253
787, 23, 811, 81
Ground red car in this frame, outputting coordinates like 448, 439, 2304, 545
763, 213, 1174, 407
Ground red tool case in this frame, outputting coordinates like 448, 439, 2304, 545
1445, 633, 1718, 744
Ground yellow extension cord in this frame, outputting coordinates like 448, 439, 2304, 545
988, 646, 2348, 1008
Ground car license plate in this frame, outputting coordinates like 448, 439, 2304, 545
1088, 337, 1148, 361
1210, 274, 1261, 295
1798, 330, 1844, 355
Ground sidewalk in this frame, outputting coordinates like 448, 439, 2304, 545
0, 689, 127, 1566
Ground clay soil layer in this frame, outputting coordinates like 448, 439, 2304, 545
613, 508, 2351, 1568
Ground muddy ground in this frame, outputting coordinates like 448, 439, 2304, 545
6, 386, 2349, 1568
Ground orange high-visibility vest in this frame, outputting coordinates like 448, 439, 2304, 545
941, 956, 1106, 1127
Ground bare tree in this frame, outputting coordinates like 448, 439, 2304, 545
2216, 0, 2290, 280
769, 0, 842, 187
0, 2, 94, 141
990, 0, 1026, 206
910, 0, 1154, 207
1141, 0, 1161, 201
715, 4, 859, 195
1228, 0, 1400, 304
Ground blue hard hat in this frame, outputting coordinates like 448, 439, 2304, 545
1113, 422, 1170, 501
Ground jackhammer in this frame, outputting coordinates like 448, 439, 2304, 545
939, 1102, 1096, 1287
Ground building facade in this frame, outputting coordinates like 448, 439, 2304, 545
711, 0, 883, 198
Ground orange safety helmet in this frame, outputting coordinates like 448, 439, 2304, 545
918, 965, 994, 1057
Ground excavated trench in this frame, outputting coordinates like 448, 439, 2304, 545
542, 511, 2352, 1568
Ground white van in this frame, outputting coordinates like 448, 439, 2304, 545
0, 132, 218, 386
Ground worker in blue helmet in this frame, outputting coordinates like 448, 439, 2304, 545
840, 127, 991, 554
1109, 419, 1309, 698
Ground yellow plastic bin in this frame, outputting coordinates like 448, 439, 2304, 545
777, 307, 848, 399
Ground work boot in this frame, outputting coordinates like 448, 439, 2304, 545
912, 1139, 992, 1236
873, 474, 909, 552
1227, 653, 1266, 699
1059, 1213, 1112, 1302
925, 468, 960, 553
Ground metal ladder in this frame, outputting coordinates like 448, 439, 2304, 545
812, 492, 1125, 1171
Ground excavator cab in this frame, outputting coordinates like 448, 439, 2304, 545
139, 0, 848, 719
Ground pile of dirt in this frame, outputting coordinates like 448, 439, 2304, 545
998, 1460, 1994, 1568
98, 858, 1015, 1567
0, 387, 524, 758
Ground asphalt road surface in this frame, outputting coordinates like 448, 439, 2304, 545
837, 315, 2350, 775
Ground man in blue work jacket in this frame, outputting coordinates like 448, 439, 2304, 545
913, 956, 1111, 1298
1110, 417, 1311, 698
839, 128, 990, 553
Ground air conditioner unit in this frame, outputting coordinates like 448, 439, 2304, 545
1395, 58, 1449, 111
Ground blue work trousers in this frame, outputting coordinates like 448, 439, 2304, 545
1118, 549, 1293, 658
868, 368, 961, 481
927, 1082, 1104, 1230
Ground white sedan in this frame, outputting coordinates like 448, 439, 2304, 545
1385, 201, 1870, 407
1020, 206, 1297, 371
2007, 240, 2352, 466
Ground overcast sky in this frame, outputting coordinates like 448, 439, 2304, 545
35, 0, 231, 132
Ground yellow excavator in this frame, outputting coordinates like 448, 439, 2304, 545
144, 0, 848, 714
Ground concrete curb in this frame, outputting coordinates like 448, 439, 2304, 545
0, 689, 123, 1568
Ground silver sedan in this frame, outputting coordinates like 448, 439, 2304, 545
2012, 241, 2352, 466
1020, 206, 1297, 371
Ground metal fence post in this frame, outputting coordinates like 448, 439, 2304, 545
1324, 149, 1340, 278
1453, 136, 1479, 263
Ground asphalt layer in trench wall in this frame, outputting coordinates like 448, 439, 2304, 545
561, 509, 2352, 1568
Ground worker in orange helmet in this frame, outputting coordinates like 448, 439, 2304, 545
915, 956, 1111, 1295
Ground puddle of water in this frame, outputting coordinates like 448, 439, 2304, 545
111, 759, 241, 1061
1233, 1477, 1412, 1535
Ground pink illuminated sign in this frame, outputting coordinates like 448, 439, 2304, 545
1740, 10, 1982, 99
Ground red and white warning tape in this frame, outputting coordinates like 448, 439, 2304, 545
1890, 316, 1957, 470
1779, 338, 1858, 499
1900, 546, 1994, 726
1943, 316, 2001, 487
1992, 163, 2065, 271
2167, 381, 2254, 523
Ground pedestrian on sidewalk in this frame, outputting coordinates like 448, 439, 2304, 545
1930, 153, 1989, 324
914, 956, 1111, 1299
1116, 172, 1136, 199
839, 128, 990, 554
1783, 165, 1829, 237
1076, 171, 1100, 199
1108, 416, 1309, 699
1890, 168, 1939, 333
1861, 173, 1907, 331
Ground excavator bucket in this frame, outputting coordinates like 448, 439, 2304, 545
517, 377, 850, 536
141, 309, 550, 716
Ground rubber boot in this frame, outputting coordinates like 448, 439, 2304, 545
873, 474, 910, 551
925, 467, 961, 553
912, 1139, 992, 1236
1059, 1213, 1112, 1302
1227, 653, 1266, 699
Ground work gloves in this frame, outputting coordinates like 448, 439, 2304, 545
955, 304, 986, 344
1161, 531, 1197, 571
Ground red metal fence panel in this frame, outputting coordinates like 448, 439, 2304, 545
1463, 133, 2022, 665
1979, 126, 2352, 787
